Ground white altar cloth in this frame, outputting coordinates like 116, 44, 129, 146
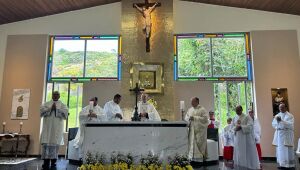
82, 122, 188, 161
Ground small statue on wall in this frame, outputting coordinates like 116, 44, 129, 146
133, 0, 161, 52
271, 88, 289, 116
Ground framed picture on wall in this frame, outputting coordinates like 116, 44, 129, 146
271, 88, 288, 116
130, 62, 164, 94
11, 89, 30, 119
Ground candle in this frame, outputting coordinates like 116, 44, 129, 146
20, 122, 23, 125
2, 122, 6, 125
180, 101, 185, 111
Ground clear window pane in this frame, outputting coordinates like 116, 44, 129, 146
46, 83, 53, 101
85, 40, 118, 77
68, 83, 83, 128
246, 81, 253, 110
52, 40, 85, 77
212, 38, 247, 77
214, 82, 228, 129
214, 81, 253, 130
237, 82, 247, 111
227, 82, 240, 118
177, 38, 211, 77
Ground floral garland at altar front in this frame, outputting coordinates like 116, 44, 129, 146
166, 154, 193, 170
79, 151, 192, 170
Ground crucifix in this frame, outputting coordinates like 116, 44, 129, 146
129, 83, 144, 121
133, 0, 161, 52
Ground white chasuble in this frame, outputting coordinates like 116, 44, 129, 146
40, 100, 68, 145
184, 105, 209, 160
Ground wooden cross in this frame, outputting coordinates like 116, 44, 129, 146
133, 0, 161, 52
129, 83, 144, 121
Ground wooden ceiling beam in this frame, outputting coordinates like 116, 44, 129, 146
182, 0, 300, 16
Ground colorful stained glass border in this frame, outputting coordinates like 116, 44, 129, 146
47, 35, 122, 82
174, 32, 252, 81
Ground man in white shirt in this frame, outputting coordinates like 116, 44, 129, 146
272, 103, 295, 169
184, 97, 209, 161
40, 91, 68, 169
104, 94, 123, 121
73, 97, 106, 149
132, 93, 161, 121
233, 105, 260, 169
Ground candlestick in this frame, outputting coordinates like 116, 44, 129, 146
19, 122, 23, 134
2, 122, 6, 134
89, 101, 93, 110
180, 101, 185, 111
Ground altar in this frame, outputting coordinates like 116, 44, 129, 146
81, 121, 188, 161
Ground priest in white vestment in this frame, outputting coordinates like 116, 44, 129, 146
132, 93, 161, 121
233, 105, 260, 169
272, 103, 295, 168
104, 94, 123, 121
40, 91, 68, 169
184, 97, 209, 161
73, 97, 106, 151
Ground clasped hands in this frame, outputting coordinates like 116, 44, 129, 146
235, 120, 242, 131
51, 103, 56, 111
139, 112, 149, 119
88, 110, 97, 118
276, 116, 281, 122
115, 113, 123, 119
189, 116, 194, 121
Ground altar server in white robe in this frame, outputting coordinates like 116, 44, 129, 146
222, 117, 234, 162
132, 93, 161, 121
104, 94, 123, 121
208, 111, 220, 129
184, 97, 209, 161
249, 109, 262, 161
233, 105, 260, 169
73, 97, 106, 150
40, 91, 68, 169
272, 103, 295, 168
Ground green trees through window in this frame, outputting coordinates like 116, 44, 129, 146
214, 81, 253, 129
177, 36, 247, 78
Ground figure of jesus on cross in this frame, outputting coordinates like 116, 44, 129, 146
134, 0, 161, 52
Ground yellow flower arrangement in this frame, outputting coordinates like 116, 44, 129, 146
108, 162, 134, 170
166, 164, 193, 170
135, 164, 163, 170
166, 154, 192, 170
79, 152, 192, 170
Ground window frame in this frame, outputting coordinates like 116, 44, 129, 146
47, 35, 122, 82
174, 32, 252, 81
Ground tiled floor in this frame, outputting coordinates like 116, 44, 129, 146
0, 158, 296, 170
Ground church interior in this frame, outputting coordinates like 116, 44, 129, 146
0, 0, 300, 169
